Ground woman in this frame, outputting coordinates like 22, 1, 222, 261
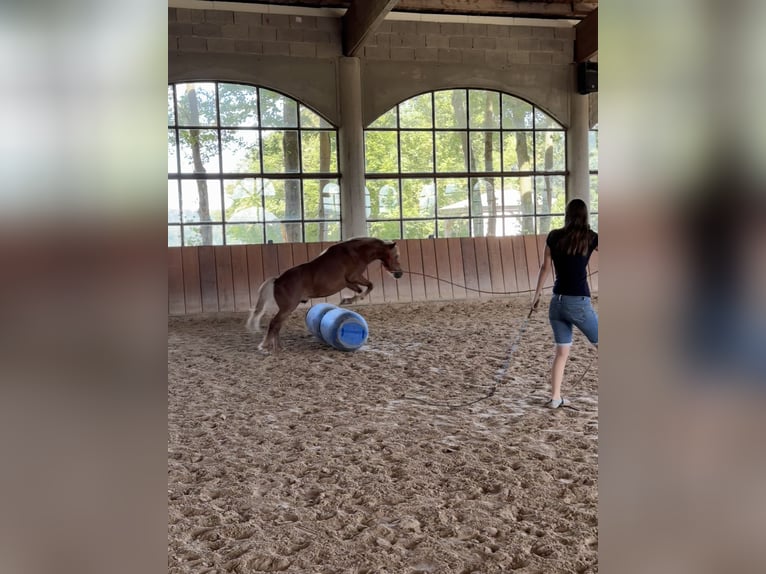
531, 198, 598, 409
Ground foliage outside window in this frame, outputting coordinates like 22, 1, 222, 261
589, 124, 598, 231
364, 89, 567, 239
168, 82, 340, 246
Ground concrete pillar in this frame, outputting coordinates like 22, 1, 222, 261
338, 57, 367, 239
567, 67, 590, 206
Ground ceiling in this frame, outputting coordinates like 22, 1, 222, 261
211, 0, 598, 21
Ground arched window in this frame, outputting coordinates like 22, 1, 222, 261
589, 123, 599, 231
364, 89, 567, 239
168, 82, 340, 246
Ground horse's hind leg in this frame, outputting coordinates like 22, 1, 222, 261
259, 309, 292, 353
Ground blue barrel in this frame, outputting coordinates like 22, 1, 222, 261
305, 304, 369, 351
305, 303, 337, 338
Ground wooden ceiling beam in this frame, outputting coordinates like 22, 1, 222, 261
574, 7, 597, 62
394, 0, 596, 19
342, 0, 399, 56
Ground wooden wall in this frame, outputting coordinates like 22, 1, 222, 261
168, 236, 599, 315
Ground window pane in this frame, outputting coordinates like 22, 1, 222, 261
536, 215, 565, 236
304, 221, 340, 243
469, 131, 501, 172
590, 214, 598, 232
365, 131, 398, 173
590, 174, 598, 214
183, 224, 223, 246
535, 131, 565, 171
404, 220, 435, 239
502, 95, 533, 129
219, 83, 259, 127
437, 218, 469, 238
366, 179, 400, 219
168, 226, 181, 247
303, 179, 340, 219
503, 177, 535, 216
226, 223, 264, 245
181, 180, 222, 222
501, 216, 534, 236
260, 89, 298, 128
435, 132, 468, 172
168, 86, 175, 125
400, 131, 433, 173
176, 83, 217, 126
300, 105, 332, 128
402, 178, 435, 218
168, 130, 178, 173
534, 108, 561, 129
436, 177, 468, 217
471, 178, 501, 218
434, 89, 466, 128
399, 93, 432, 129
469, 90, 500, 129
265, 222, 302, 243
301, 131, 337, 173
472, 216, 504, 237
367, 220, 401, 240
224, 178, 263, 222
221, 130, 261, 173
178, 129, 219, 173
502, 132, 533, 171
368, 108, 397, 129
535, 175, 566, 215
168, 180, 180, 223
263, 179, 302, 220
261, 130, 300, 173
589, 130, 598, 171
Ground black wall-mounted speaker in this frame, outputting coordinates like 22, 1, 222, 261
577, 62, 598, 94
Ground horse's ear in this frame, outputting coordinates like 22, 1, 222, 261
388, 242, 397, 249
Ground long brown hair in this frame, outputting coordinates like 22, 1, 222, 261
557, 198, 592, 256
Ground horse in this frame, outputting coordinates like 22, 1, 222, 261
246, 237, 404, 352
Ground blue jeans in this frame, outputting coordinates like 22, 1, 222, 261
549, 294, 599, 345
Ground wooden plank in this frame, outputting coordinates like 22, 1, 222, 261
380, 252, 400, 302
181, 247, 202, 314
405, 239, 426, 301
214, 246, 235, 312
446, 238, 466, 299
229, 245, 250, 311
261, 243, 280, 281
198, 246, 219, 313
511, 236, 530, 293
419, 239, 440, 300
168, 248, 185, 315
460, 237, 480, 299
575, 7, 598, 62
524, 234, 542, 292
395, 240, 413, 302
321, 241, 342, 305
498, 237, 518, 294
276, 243, 294, 275
433, 238, 453, 300
486, 237, 506, 296
473, 237, 492, 298
246, 245, 265, 308
366, 260, 385, 304
342, 0, 399, 56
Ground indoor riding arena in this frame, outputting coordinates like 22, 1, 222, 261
168, 2, 599, 573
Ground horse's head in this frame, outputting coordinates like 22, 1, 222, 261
381, 241, 403, 279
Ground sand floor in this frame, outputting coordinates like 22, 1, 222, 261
168, 296, 598, 573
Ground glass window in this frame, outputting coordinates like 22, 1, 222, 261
168, 83, 339, 245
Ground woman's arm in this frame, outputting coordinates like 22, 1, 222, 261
530, 246, 552, 315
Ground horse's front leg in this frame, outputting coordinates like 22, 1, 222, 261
340, 277, 373, 305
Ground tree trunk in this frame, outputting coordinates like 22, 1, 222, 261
484, 92, 497, 236
283, 127, 302, 242
186, 87, 212, 245
540, 143, 554, 234
451, 91, 475, 235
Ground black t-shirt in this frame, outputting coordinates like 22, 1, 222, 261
546, 228, 598, 297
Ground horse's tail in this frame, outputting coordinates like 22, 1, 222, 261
246, 277, 278, 333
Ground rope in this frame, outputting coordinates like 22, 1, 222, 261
402, 269, 598, 296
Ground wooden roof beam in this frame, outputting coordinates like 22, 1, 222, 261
343, 0, 400, 57
575, 7, 597, 62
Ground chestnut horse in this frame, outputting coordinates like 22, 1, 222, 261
247, 237, 403, 352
